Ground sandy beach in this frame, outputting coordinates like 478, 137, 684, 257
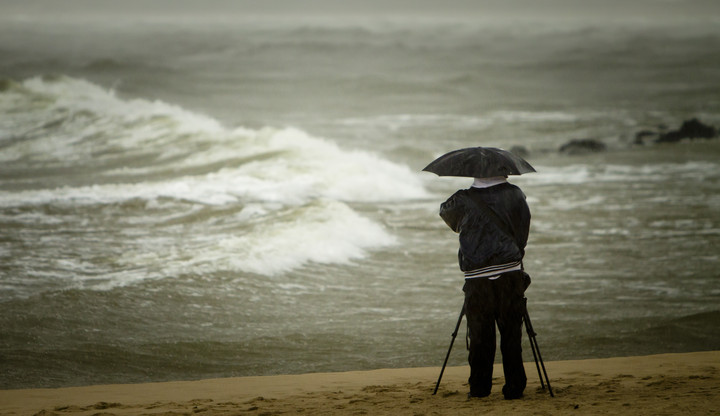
1, 351, 717, 416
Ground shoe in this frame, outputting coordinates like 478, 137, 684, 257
467, 391, 490, 399
502, 384, 525, 400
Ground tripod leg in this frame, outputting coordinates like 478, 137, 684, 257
523, 300, 554, 397
533, 333, 554, 397
433, 306, 465, 395
524, 311, 545, 390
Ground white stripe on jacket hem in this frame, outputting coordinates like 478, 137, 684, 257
463, 261, 522, 280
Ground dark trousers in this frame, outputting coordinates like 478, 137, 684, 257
463, 271, 529, 398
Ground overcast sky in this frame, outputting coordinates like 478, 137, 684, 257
2, 0, 719, 22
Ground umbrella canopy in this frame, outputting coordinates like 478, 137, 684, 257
422, 146, 536, 178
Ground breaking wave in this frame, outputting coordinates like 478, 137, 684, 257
0, 75, 429, 287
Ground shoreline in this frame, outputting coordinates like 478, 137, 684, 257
2, 350, 718, 415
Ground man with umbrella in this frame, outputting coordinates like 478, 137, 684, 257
424, 147, 534, 400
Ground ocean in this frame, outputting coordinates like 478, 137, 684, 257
1, 6, 719, 389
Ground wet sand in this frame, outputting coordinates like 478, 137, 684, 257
1, 351, 718, 415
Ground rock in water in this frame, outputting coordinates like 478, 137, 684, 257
656, 118, 718, 143
559, 139, 607, 155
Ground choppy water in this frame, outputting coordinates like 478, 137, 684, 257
1, 9, 719, 388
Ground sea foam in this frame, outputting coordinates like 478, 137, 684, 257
1, 75, 429, 205
0, 75, 429, 283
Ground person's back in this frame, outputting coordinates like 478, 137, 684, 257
440, 181, 530, 274
439, 177, 531, 400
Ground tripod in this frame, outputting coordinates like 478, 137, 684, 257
432, 298, 553, 397
432, 306, 465, 395
522, 297, 554, 397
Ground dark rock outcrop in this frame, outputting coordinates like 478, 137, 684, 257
559, 139, 607, 155
656, 118, 717, 143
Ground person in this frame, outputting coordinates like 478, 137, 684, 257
439, 175, 531, 400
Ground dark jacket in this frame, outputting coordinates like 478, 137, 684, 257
439, 183, 530, 272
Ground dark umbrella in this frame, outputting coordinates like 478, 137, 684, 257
422, 146, 536, 178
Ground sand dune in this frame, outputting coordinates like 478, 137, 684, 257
1, 351, 718, 415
